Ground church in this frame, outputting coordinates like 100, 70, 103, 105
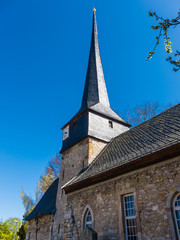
25, 9, 180, 240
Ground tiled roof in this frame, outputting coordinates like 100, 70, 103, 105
65, 104, 180, 189
25, 178, 59, 220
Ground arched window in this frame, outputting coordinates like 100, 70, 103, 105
84, 210, 92, 228
173, 194, 180, 239
82, 206, 93, 229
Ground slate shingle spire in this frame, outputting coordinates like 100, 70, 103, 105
81, 9, 110, 109
61, 9, 130, 153
77, 9, 129, 123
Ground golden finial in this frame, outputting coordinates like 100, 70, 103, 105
93, 8, 96, 13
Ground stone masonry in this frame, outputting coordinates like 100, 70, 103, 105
52, 137, 107, 240
62, 155, 180, 240
26, 215, 54, 240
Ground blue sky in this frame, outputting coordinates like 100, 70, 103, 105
0, 0, 180, 220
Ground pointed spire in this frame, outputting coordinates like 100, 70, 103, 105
81, 9, 110, 109
61, 9, 131, 153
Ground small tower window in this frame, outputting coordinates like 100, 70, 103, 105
62, 170, 65, 181
61, 189, 64, 198
109, 120, 113, 128
73, 121, 77, 130
63, 126, 69, 140
50, 225, 53, 237
58, 224, 60, 234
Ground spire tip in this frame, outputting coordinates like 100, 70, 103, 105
93, 8, 96, 13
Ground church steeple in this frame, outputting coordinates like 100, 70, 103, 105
81, 9, 110, 109
61, 10, 130, 153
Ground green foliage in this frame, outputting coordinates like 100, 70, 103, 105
147, 10, 180, 71
0, 218, 21, 240
17, 222, 27, 240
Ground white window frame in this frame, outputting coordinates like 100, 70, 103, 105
82, 205, 94, 230
123, 194, 138, 240
84, 210, 92, 228
173, 194, 180, 240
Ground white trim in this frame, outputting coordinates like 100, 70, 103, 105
123, 194, 138, 240
173, 193, 180, 240
61, 176, 76, 189
81, 205, 94, 230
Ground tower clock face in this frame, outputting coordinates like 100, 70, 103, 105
63, 125, 69, 140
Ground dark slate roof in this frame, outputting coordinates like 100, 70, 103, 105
64, 104, 180, 189
81, 10, 110, 109
62, 11, 129, 129
60, 112, 89, 153
25, 178, 59, 220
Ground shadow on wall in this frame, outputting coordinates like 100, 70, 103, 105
80, 227, 98, 240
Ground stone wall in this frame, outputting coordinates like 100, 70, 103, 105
26, 214, 54, 240
88, 138, 107, 164
59, 137, 107, 185
63, 156, 180, 240
52, 137, 107, 240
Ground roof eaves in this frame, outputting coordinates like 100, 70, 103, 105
64, 142, 180, 194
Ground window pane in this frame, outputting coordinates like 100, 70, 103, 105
177, 219, 180, 229
123, 194, 138, 240
85, 223, 92, 228
86, 216, 91, 221
174, 194, 180, 239
176, 210, 180, 220
175, 198, 180, 207
84, 209, 93, 229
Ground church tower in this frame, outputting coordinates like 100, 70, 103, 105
53, 9, 130, 239
61, 9, 130, 166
